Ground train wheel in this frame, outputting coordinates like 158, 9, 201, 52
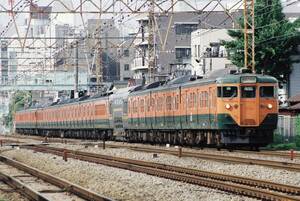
227, 146, 233, 152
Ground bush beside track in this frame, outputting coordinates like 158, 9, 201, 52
267, 115, 300, 150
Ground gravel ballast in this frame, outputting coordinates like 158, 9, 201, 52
0, 183, 28, 201
52, 143, 300, 187
1, 148, 255, 201
103, 141, 300, 163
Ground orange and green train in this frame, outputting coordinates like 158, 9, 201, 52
15, 71, 278, 148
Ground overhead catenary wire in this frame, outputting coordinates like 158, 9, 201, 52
1, 1, 298, 87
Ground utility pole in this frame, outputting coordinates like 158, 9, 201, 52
147, 0, 155, 82
251, 0, 255, 73
243, 0, 255, 72
95, 0, 103, 93
75, 42, 79, 96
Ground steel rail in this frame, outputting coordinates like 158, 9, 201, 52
23, 145, 300, 200
104, 143, 300, 159
238, 149, 298, 158
0, 155, 114, 201
0, 172, 50, 201
7, 134, 299, 159
126, 146, 300, 171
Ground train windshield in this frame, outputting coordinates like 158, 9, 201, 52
241, 86, 256, 98
260, 86, 274, 98
217, 86, 238, 98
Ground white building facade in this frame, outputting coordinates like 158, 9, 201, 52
191, 29, 233, 76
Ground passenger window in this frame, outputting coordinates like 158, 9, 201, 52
241, 86, 256, 98
217, 86, 238, 98
166, 96, 172, 110
260, 86, 274, 98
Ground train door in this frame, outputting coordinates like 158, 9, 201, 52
34, 110, 37, 131
148, 92, 151, 128
180, 88, 187, 129
208, 87, 216, 128
165, 92, 171, 129
177, 87, 182, 130
187, 90, 193, 127
239, 85, 259, 126
145, 93, 150, 130
140, 96, 146, 128
136, 97, 139, 128
153, 93, 157, 129
190, 89, 197, 128
162, 93, 166, 128
209, 86, 217, 129
196, 88, 200, 127
122, 98, 128, 130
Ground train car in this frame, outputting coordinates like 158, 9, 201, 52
15, 70, 278, 148
15, 108, 37, 134
126, 71, 278, 148
15, 95, 113, 139
109, 87, 132, 140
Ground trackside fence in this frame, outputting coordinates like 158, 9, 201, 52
277, 115, 300, 139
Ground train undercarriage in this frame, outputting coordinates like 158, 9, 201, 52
16, 127, 274, 150
125, 128, 273, 148
15, 128, 113, 140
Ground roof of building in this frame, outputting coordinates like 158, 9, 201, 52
289, 102, 300, 110
287, 94, 300, 103
283, 1, 300, 16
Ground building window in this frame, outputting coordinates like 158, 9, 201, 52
1, 46, 7, 52
175, 48, 191, 60
124, 49, 129, 57
124, 64, 130, 71
175, 24, 198, 35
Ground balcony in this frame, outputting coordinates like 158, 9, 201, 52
134, 32, 150, 46
132, 57, 149, 71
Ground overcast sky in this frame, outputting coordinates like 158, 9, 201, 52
0, 0, 248, 34
0, 0, 298, 38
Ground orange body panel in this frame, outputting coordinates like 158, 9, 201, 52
217, 83, 278, 127
128, 84, 217, 119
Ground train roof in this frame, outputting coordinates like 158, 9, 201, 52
216, 73, 278, 84
17, 85, 141, 112
129, 71, 278, 96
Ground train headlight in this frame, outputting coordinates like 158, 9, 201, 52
267, 104, 273, 109
225, 104, 231, 109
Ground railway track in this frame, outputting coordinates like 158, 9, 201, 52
3, 135, 300, 172
0, 155, 113, 201
100, 143, 300, 161
118, 146, 300, 171
0, 138, 23, 145
3, 134, 299, 159
22, 144, 300, 201
0, 172, 46, 201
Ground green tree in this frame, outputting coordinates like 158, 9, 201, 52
223, 0, 300, 82
4, 91, 32, 128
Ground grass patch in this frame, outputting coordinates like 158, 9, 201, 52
266, 132, 300, 150
267, 143, 299, 150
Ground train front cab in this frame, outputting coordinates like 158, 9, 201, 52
216, 75, 278, 147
